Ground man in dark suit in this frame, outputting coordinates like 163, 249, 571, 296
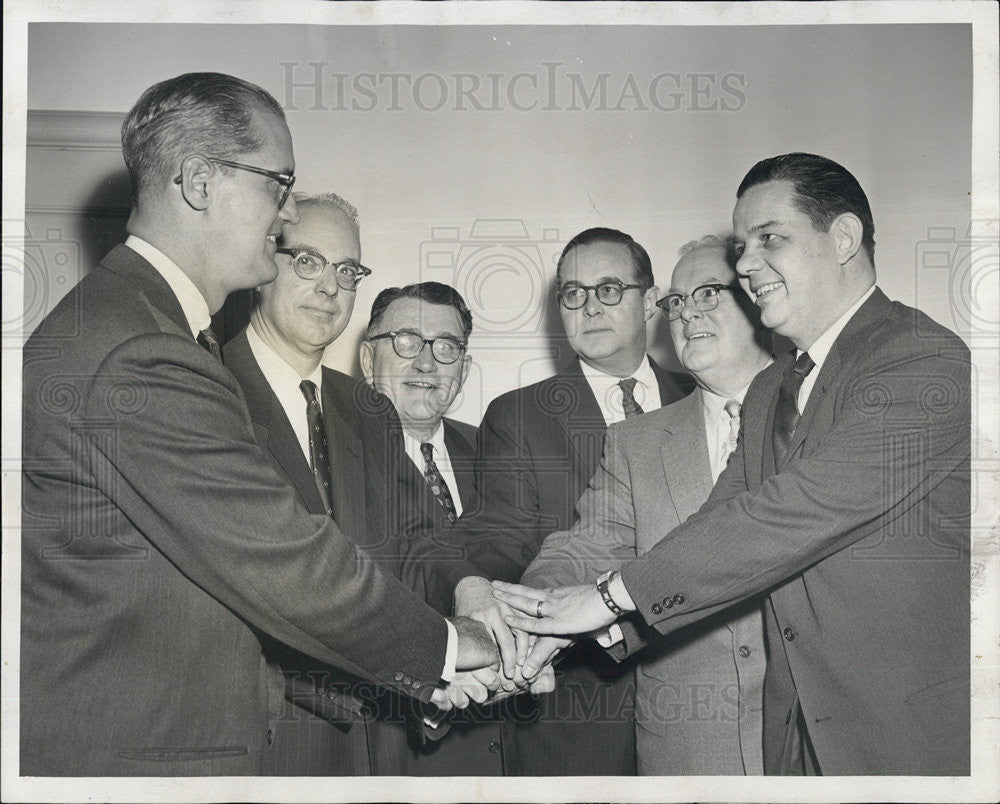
423, 228, 694, 775
222, 191, 413, 775
355, 282, 514, 775
498, 153, 971, 775
20, 72, 496, 776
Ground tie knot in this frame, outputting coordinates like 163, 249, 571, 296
792, 351, 815, 378
420, 442, 434, 463
299, 379, 320, 406
619, 377, 638, 396
724, 398, 741, 420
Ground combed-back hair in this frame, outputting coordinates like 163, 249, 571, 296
737, 152, 875, 263
121, 72, 286, 199
365, 282, 473, 341
555, 227, 654, 290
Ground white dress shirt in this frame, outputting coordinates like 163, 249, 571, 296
797, 285, 876, 411
401, 424, 464, 518
246, 322, 324, 465
125, 235, 210, 338
579, 356, 662, 426
701, 384, 753, 484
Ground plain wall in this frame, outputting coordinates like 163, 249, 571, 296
25, 22, 973, 424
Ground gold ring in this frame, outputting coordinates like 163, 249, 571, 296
536, 600, 543, 618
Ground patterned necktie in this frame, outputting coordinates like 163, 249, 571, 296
419, 442, 458, 524
772, 351, 815, 465
299, 380, 333, 518
197, 326, 222, 361
619, 377, 645, 419
721, 398, 742, 468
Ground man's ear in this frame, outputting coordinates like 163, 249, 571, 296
642, 285, 660, 322
359, 340, 375, 387
177, 154, 214, 211
832, 212, 864, 265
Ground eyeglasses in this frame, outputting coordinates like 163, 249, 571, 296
369, 330, 467, 365
173, 157, 296, 208
556, 280, 645, 310
656, 284, 737, 320
275, 247, 372, 290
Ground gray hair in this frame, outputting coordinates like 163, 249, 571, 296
291, 191, 360, 231
678, 234, 738, 268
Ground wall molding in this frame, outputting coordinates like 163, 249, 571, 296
27, 110, 125, 152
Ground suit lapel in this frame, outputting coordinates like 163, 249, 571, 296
102, 244, 191, 338
222, 331, 324, 515
559, 358, 611, 478
658, 390, 713, 523
443, 419, 477, 513
321, 370, 367, 537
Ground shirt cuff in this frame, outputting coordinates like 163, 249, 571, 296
595, 623, 625, 647
441, 619, 458, 682
608, 571, 636, 612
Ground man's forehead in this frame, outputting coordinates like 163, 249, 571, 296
281, 206, 359, 252
733, 180, 798, 229
670, 246, 734, 291
561, 241, 636, 280
381, 297, 463, 335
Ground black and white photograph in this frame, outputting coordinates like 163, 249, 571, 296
2, 2, 997, 802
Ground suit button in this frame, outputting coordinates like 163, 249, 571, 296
489, 741, 501, 754
738, 645, 751, 658
403, 675, 412, 685
783, 627, 795, 642
662, 598, 674, 609
672, 594, 684, 605
413, 679, 421, 688
327, 688, 337, 700
394, 671, 404, 682
266, 728, 274, 745
651, 603, 662, 615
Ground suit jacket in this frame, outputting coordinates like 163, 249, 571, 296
349, 388, 505, 775
616, 289, 971, 774
20, 245, 450, 776
523, 388, 766, 774
223, 329, 409, 775
424, 355, 693, 775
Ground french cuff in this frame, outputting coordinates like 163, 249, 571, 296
608, 571, 636, 612
595, 623, 625, 647
441, 619, 458, 682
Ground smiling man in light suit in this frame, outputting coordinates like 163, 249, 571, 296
521, 235, 773, 774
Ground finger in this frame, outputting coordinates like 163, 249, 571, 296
463, 680, 490, 705
528, 665, 556, 694
429, 688, 453, 711
488, 617, 518, 679
523, 636, 564, 678
448, 685, 471, 709
470, 666, 501, 692
491, 580, 548, 601
492, 589, 550, 617
513, 627, 530, 667
505, 614, 561, 634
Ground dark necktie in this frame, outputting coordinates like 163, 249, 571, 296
419, 442, 458, 524
197, 326, 222, 361
619, 377, 645, 418
299, 380, 333, 518
772, 351, 815, 465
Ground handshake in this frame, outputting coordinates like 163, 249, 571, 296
429, 576, 568, 712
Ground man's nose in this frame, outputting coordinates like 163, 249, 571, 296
679, 296, 703, 323
412, 341, 437, 372
314, 266, 340, 298
280, 193, 300, 225
582, 288, 603, 316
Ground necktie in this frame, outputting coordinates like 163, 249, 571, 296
721, 398, 742, 469
772, 351, 815, 465
197, 326, 222, 361
619, 377, 645, 419
299, 380, 334, 518
419, 442, 458, 524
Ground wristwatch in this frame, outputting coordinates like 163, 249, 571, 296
596, 570, 624, 617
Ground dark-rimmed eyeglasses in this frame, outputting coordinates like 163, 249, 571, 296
369, 330, 467, 365
656, 284, 737, 320
173, 157, 296, 208
556, 280, 644, 310
275, 247, 372, 290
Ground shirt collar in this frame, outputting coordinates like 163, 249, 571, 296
247, 320, 324, 393
701, 380, 752, 421
800, 284, 876, 371
402, 420, 447, 456
578, 355, 656, 393
125, 235, 211, 338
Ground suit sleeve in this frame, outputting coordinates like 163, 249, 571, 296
620, 337, 971, 638
521, 423, 639, 590
85, 334, 449, 701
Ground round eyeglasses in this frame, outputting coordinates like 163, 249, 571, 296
275, 248, 372, 290
556, 280, 645, 310
656, 284, 737, 320
369, 330, 467, 365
